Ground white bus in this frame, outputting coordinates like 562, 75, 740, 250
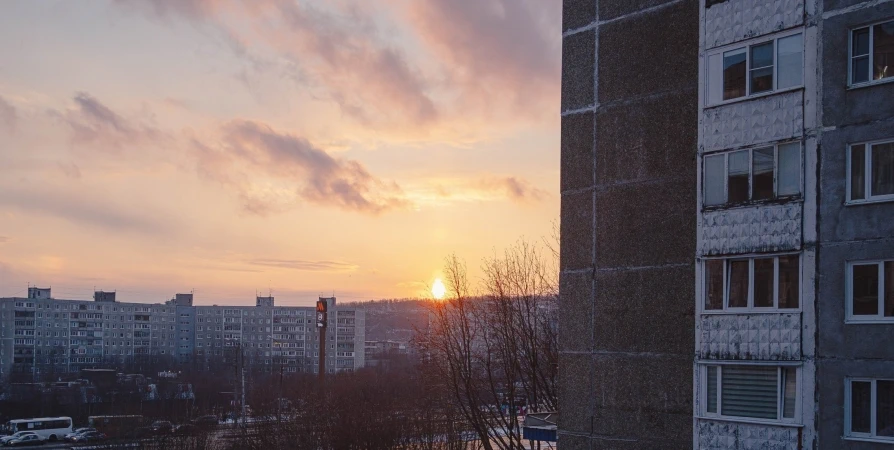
5, 417, 73, 441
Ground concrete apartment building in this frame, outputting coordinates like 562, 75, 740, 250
0, 288, 365, 381
558, 0, 699, 448
560, 0, 894, 448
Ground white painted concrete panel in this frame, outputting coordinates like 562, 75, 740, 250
700, 203, 802, 255
699, 313, 802, 360
705, 0, 804, 49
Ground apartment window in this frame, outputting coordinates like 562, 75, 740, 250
703, 365, 798, 421
707, 32, 803, 104
846, 379, 894, 441
704, 142, 801, 207
848, 140, 894, 203
850, 20, 894, 86
704, 255, 800, 311
847, 260, 894, 322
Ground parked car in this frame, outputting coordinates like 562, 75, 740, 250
64, 428, 96, 442
0, 433, 37, 446
149, 420, 173, 434
174, 424, 197, 436
4, 434, 43, 447
191, 415, 218, 428
128, 426, 153, 439
69, 432, 106, 443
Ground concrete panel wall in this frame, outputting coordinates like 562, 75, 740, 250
700, 203, 802, 255
696, 419, 800, 449
705, 0, 804, 48
699, 313, 802, 360
702, 91, 803, 152
558, 0, 699, 447
814, 1, 894, 448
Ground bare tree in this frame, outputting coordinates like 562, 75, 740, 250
416, 239, 559, 450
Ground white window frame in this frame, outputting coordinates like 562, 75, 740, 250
846, 139, 894, 204
703, 141, 803, 208
706, 29, 804, 106
845, 260, 894, 323
845, 378, 894, 442
701, 253, 802, 313
848, 19, 894, 88
700, 363, 801, 425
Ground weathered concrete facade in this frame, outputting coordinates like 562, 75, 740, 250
558, 0, 699, 448
816, 0, 894, 447
562, 0, 894, 448
693, 0, 894, 448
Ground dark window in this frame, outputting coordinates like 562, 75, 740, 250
778, 255, 800, 309
728, 260, 749, 308
874, 22, 894, 82
852, 381, 872, 433
853, 264, 879, 316
705, 260, 725, 310
887, 262, 894, 317
853, 27, 871, 84
707, 366, 718, 414
728, 151, 750, 203
880, 380, 894, 437
851, 144, 867, 200
872, 142, 894, 197
753, 258, 774, 307
750, 42, 774, 93
752, 147, 775, 200
723, 49, 747, 100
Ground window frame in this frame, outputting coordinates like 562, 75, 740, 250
845, 260, 894, 323
701, 363, 801, 425
701, 253, 802, 314
845, 378, 894, 442
706, 29, 805, 106
846, 139, 894, 204
703, 141, 803, 208
848, 19, 894, 88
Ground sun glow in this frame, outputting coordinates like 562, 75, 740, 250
432, 278, 447, 300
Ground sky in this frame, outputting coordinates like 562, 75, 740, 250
0, 0, 561, 306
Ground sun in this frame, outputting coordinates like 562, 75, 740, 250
432, 278, 447, 300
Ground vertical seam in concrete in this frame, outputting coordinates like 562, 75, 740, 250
811, 0, 823, 447
589, 0, 599, 438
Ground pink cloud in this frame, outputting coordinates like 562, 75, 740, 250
193, 120, 410, 215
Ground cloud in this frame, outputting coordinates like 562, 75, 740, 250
193, 120, 409, 215
247, 258, 359, 272
116, 0, 438, 128
409, 176, 547, 205
404, 0, 561, 118
0, 95, 16, 133
477, 176, 547, 202
0, 185, 170, 234
53, 92, 169, 151
0, 236, 9, 244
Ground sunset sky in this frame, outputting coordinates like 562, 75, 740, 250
0, 0, 561, 306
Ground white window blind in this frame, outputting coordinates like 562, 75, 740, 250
721, 365, 779, 419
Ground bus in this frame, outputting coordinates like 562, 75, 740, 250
88, 415, 144, 438
5, 417, 73, 441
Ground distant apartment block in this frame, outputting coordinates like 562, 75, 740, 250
0, 288, 365, 380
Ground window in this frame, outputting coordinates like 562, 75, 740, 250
704, 142, 802, 207
850, 20, 894, 86
707, 32, 803, 104
848, 140, 894, 203
846, 379, 894, 441
703, 255, 800, 311
703, 365, 798, 422
846, 260, 894, 322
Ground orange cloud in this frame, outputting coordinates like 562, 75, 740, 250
192, 120, 410, 215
